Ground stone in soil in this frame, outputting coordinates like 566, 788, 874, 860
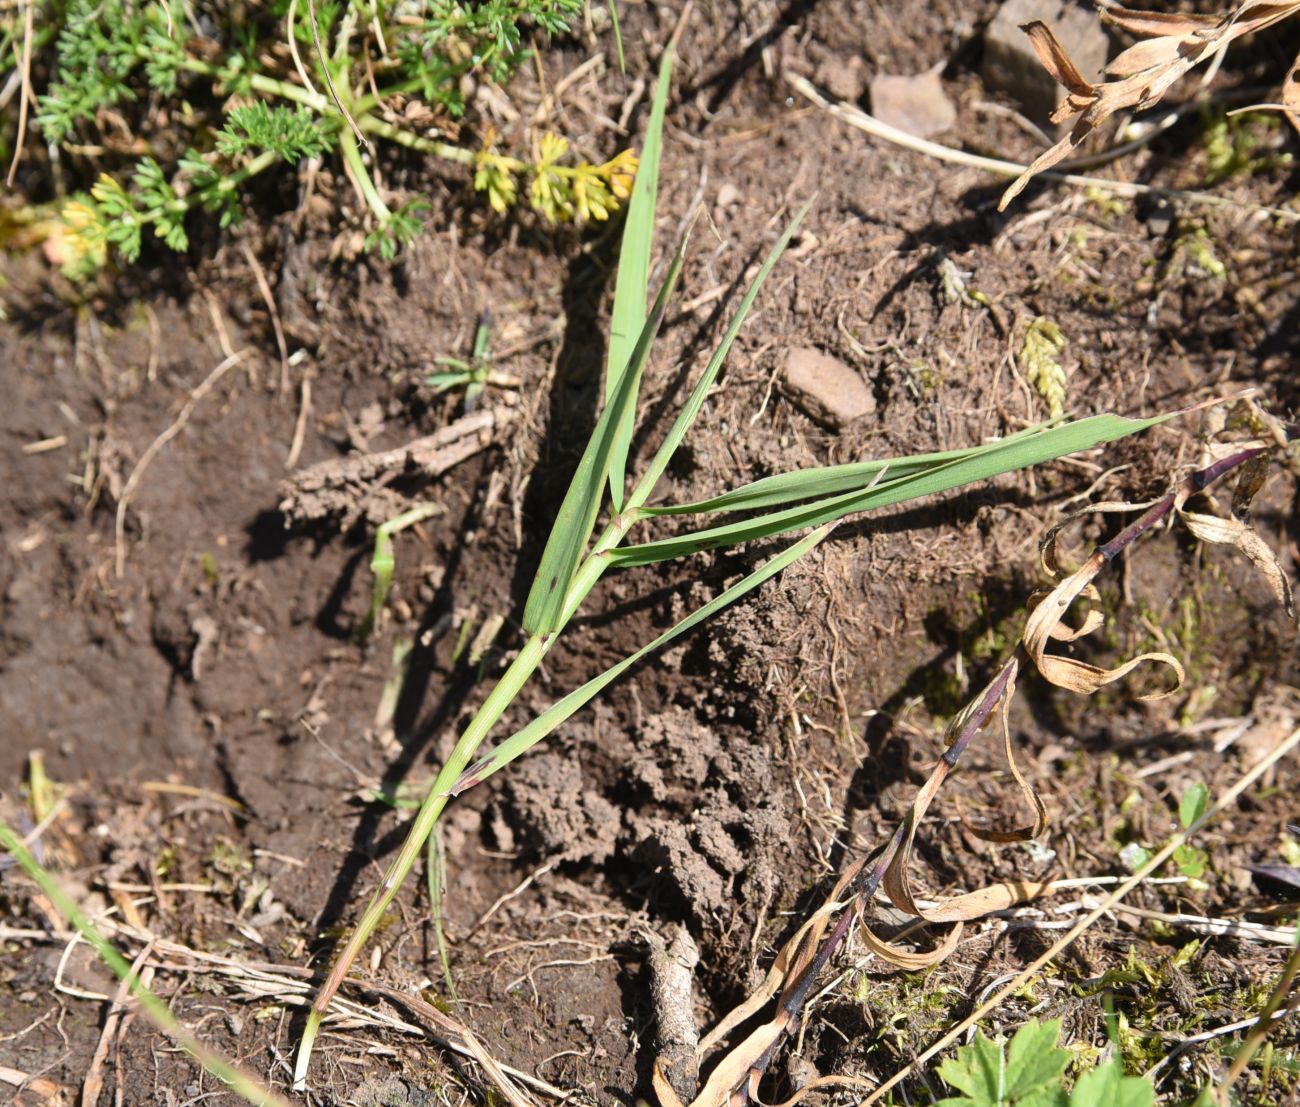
981, 0, 1109, 127
780, 347, 877, 430
814, 53, 869, 103
869, 67, 957, 139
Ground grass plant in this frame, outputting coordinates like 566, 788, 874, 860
291, 38, 1202, 1089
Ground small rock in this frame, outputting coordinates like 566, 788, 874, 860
869, 67, 956, 139
1145, 197, 1174, 237
781, 348, 876, 430
814, 53, 868, 103
715, 182, 742, 209
982, 0, 1109, 127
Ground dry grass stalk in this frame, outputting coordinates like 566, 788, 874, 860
1000, 1, 1300, 209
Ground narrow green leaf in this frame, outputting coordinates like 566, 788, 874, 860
606, 42, 675, 509
643, 421, 1057, 516
522, 232, 689, 636
606, 0, 625, 75
456, 524, 832, 793
1179, 781, 1209, 829
625, 197, 814, 513
613, 411, 1177, 567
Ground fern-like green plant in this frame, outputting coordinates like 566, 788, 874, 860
12, 0, 634, 268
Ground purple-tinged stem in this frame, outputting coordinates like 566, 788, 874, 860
736, 429, 1295, 1103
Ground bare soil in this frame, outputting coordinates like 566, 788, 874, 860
3, 2, 1300, 1106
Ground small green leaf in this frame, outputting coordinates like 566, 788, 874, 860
1179, 781, 1210, 829
1005, 1021, 1072, 1100
937, 1021, 1070, 1107
1069, 1061, 1154, 1107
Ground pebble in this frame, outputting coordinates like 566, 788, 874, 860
981, 0, 1110, 127
869, 67, 957, 139
814, 53, 869, 103
781, 347, 877, 430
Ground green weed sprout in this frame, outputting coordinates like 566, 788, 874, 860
293, 41, 1186, 1088
427, 310, 499, 408
359, 503, 442, 643
17, 0, 635, 268
937, 1018, 1154, 1107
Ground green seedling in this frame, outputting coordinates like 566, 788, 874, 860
1119, 781, 1212, 883
293, 37, 1188, 1088
426, 828, 458, 1003
427, 312, 506, 410
360, 503, 442, 643
937, 1018, 1154, 1107
19, 0, 634, 269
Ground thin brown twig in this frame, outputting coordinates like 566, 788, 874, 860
240, 239, 291, 395
286, 371, 312, 470
115, 349, 251, 577
5, 0, 33, 187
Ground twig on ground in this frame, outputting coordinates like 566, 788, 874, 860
115, 349, 252, 578
6, 0, 34, 187
279, 407, 508, 526
788, 73, 1300, 222
82, 940, 155, 1107
240, 240, 291, 395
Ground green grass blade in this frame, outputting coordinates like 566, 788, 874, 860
612, 411, 1176, 567
643, 421, 1058, 515
426, 828, 458, 1003
455, 523, 832, 795
522, 230, 689, 636
607, 0, 625, 75
0, 820, 294, 1107
624, 197, 814, 513
606, 41, 674, 510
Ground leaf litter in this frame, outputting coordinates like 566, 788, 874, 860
1000, 2, 1300, 209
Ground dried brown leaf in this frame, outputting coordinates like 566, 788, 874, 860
1178, 509, 1295, 617
1101, 6, 1221, 37
1001, 0, 1300, 209
1021, 20, 1095, 96
1282, 49, 1300, 135
1024, 555, 1185, 697
1106, 35, 1193, 78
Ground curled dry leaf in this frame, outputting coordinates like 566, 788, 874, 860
1176, 452, 1296, 619
999, 1, 1300, 209
1283, 50, 1300, 134
654, 424, 1295, 1107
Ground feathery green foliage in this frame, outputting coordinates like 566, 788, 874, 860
14, 0, 632, 269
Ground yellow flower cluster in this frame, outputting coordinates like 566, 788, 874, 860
474, 132, 638, 224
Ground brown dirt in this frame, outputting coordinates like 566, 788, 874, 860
3, 2, 1300, 1105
